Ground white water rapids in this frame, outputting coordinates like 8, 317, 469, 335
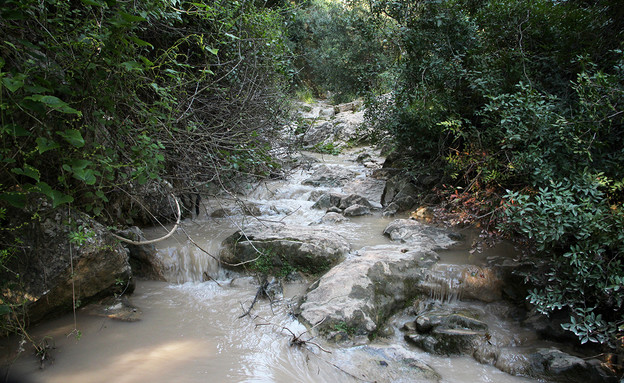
1, 149, 538, 383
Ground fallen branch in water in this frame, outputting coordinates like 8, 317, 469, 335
253, 316, 331, 354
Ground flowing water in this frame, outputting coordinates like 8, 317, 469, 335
1, 149, 538, 383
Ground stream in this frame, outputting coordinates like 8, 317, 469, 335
2, 148, 539, 383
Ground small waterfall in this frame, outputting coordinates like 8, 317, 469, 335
156, 244, 222, 284
423, 264, 466, 303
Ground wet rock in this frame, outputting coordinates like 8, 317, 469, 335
381, 173, 418, 210
401, 300, 618, 382
219, 223, 350, 275
405, 328, 484, 355
344, 204, 372, 217
403, 305, 489, 355
327, 206, 343, 214
343, 177, 386, 206
331, 345, 441, 383
120, 226, 166, 281
301, 121, 335, 147
339, 194, 373, 209
210, 207, 235, 217
311, 192, 343, 210
302, 165, 357, 187
210, 203, 262, 218
10, 209, 134, 324
299, 245, 439, 337
383, 219, 456, 252
527, 348, 618, 383
414, 310, 489, 333
523, 309, 578, 342
319, 212, 349, 224
83, 296, 142, 322
382, 202, 400, 217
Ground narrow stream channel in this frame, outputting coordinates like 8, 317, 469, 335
2, 148, 538, 383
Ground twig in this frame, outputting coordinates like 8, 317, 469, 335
111, 194, 181, 245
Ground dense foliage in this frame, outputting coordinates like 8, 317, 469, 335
288, 0, 394, 102
0, 0, 292, 323
361, 0, 624, 349
1, 0, 622, 356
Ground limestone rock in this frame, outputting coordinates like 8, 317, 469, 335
119, 226, 166, 281
339, 194, 373, 209
319, 212, 349, 224
9, 209, 134, 324
383, 219, 456, 251
302, 165, 357, 187
527, 348, 618, 383
299, 245, 439, 337
219, 223, 350, 274
344, 204, 372, 217
343, 177, 386, 206
381, 173, 418, 209
311, 192, 343, 210
331, 345, 441, 383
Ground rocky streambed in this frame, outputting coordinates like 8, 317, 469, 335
2, 100, 617, 383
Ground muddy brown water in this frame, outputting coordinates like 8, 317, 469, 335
1, 149, 537, 383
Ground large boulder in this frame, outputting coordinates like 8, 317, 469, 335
298, 245, 439, 337
343, 177, 385, 206
401, 301, 618, 383
119, 226, 166, 281
526, 348, 618, 383
381, 173, 418, 210
4, 209, 134, 325
343, 204, 372, 217
219, 223, 350, 275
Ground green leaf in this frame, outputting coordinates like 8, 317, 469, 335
121, 61, 143, 72
1, 74, 26, 93
25, 95, 81, 115
0, 192, 26, 208
36, 182, 73, 208
139, 55, 154, 67
95, 190, 109, 202
36, 137, 61, 153
24, 85, 51, 94
81, 0, 104, 6
72, 167, 97, 185
0, 305, 11, 315
119, 11, 146, 23
3, 124, 30, 137
68, 159, 92, 170
11, 164, 40, 182
206, 47, 219, 55
56, 129, 85, 148
129, 36, 153, 48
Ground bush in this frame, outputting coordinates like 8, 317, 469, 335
504, 177, 624, 346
